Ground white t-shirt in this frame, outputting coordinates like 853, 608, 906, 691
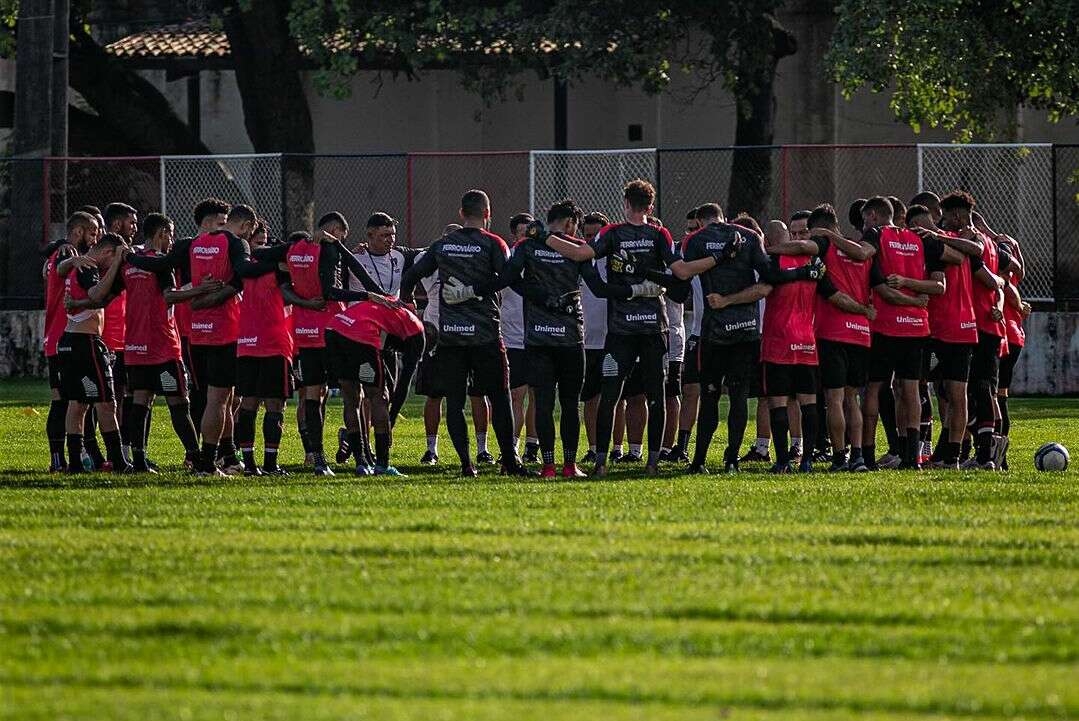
666, 296, 685, 363
581, 259, 607, 350
500, 288, 525, 350
690, 277, 704, 336
351, 248, 407, 297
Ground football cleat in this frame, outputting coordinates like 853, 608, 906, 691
476, 450, 496, 465
374, 465, 407, 477
877, 453, 902, 469
579, 449, 597, 465
419, 450, 439, 465
335, 427, 351, 464
540, 464, 558, 478
561, 464, 587, 478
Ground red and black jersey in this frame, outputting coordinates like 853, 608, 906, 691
102, 292, 127, 352
326, 300, 423, 350
1004, 276, 1025, 348
761, 254, 818, 365
588, 222, 676, 336
814, 237, 872, 348
865, 225, 944, 338
238, 269, 294, 359
928, 230, 978, 344
286, 237, 342, 349
43, 242, 76, 357
122, 250, 181, 365
973, 232, 1007, 340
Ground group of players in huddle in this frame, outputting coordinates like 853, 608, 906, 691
40, 177, 1028, 477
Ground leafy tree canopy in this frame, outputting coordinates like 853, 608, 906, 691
827, 0, 1079, 141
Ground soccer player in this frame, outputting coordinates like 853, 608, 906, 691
177, 199, 230, 444
125, 204, 263, 475
668, 205, 824, 473
504, 212, 540, 463
42, 212, 100, 471
997, 235, 1028, 470
939, 195, 1017, 469
667, 207, 704, 464
411, 224, 493, 466
325, 297, 425, 476
860, 195, 949, 470
463, 200, 622, 477
906, 203, 979, 469
578, 211, 614, 465
103, 203, 139, 462
232, 221, 297, 476
805, 204, 877, 471
282, 216, 387, 476
119, 213, 208, 472
541, 180, 673, 476
58, 234, 129, 473
400, 189, 532, 477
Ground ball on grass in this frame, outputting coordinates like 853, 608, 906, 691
1034, 443, 1069, 472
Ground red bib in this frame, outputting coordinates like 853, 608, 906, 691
815, 241, 871, 347
189, 232, 240, 345
102, 291, 126, 352
286, 239, 340, 348
123, 253, 181, 365
761, 255, 818, 365
928, 231, 977, 344
871, 226, 929, 338
238, 272, 293, 358
43, 247, 68, 356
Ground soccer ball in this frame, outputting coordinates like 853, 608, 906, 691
1034, 443, 1069, 472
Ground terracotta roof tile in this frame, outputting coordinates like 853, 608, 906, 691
106, 19, 229, 59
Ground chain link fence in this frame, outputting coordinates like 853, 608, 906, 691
919, 144, 1054, 301
406, 152, 530, 247
1055, 145, 1079, 305
2, 145, 1076, 308
531, 149, 657, 224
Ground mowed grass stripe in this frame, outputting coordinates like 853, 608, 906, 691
0, 383, 1076, 720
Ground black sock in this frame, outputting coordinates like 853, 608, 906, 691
904, 428, 920, 466
144, 405, 153, 452
862, 444, 876, 468
103, 429, 126, 469
769, 405, 790, 465
676, 429, 690, 451
235, 409, 257, 453
167, 402, 201, 456
976, 429, 993, 463
66, 433, 84, 472
298, 418, 312, 454
374, 432, 391, 468
201, 441, 218, 471
879, 386, 901, 455
850, 446, 863, 462
47, 399, 67, 468
932, 428, 950, 462
218, 437, 238, 464
347, 431, 365, 466
800, 403, 818, 464
263, 412, 283, 470
241, 448, 258, 472
304, 399, 324, 453
120, 395, 135, 446
942, 441, 960, 463
128, 403, 150, 466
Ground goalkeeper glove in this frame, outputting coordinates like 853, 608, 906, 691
630, 280, 665, 299
442, 276, 477, 304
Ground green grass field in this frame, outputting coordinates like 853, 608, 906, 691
1, 379, 1077, 720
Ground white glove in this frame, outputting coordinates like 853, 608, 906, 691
630, 280, 665, 299
442, 276, 477, 305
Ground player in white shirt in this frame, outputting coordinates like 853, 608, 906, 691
505, 213, 540, 463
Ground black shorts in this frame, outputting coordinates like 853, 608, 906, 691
699, 340, 757, 394
970, 331, 1002, 389
236, 355, 294, 399
601, 333, 668, 399
506, 347, 530, 389
294, 346, 328, 388
47, 355, 62, 390
326, 331, 384, 389
622, 360, 646, 398
682, 336, 701, 385
931, 340, 974, 383
748, 343, 764, 398
111, 350, 127, 389
665, 360, 683, 398
439, 341, 509, 397
189, 342, 238, 389
868, 333, 925, 383
56, 332, 114, 404
762, 362, 819, 398
581, 349, 605, 401
127, 360, 189, 397
527, 344, 585, 395
999, 344, 1023, 391
818, 339, 869, 390
181, 337, 198, 391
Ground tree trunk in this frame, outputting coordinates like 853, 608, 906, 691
216, 0, 315, 232
727, 16, 796, 222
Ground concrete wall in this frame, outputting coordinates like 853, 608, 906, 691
2, 309, 1076, 396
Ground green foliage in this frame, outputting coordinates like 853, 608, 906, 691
1, 381, 1078, 719
286, 0, 787, 107
828, 0, 1079, 141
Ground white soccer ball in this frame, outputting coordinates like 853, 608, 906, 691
1034, 443, 1069, 472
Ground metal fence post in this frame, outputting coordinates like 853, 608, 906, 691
1052, 144, 1059, 310
528, 151, 536, 217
